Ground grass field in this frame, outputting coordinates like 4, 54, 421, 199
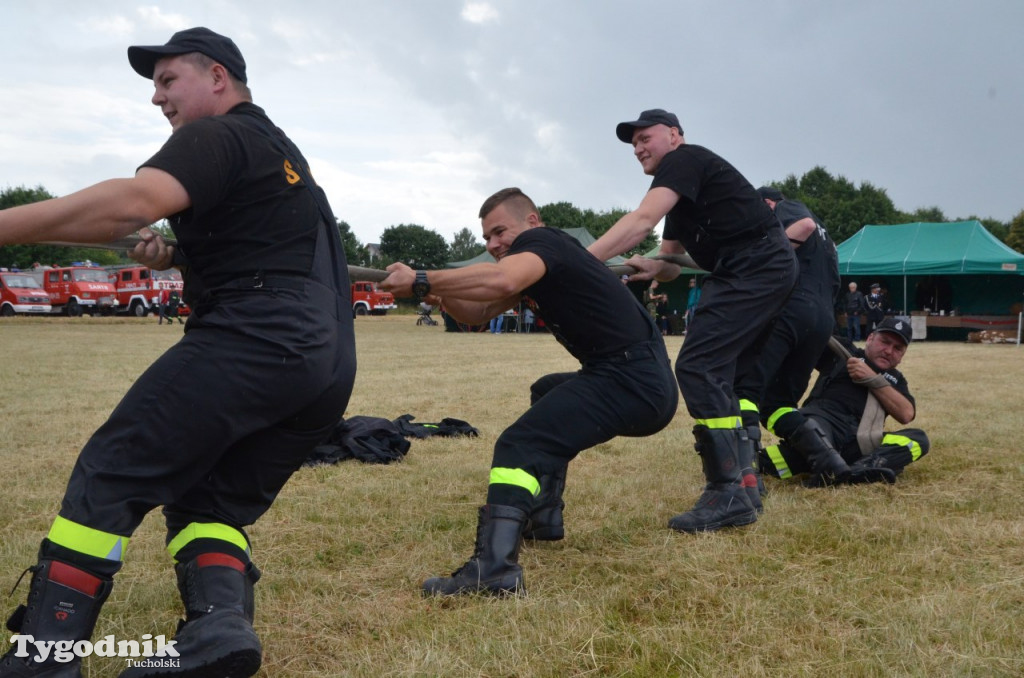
1, 315, 1022, 677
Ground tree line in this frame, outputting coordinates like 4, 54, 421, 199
4, 166, 1024, 271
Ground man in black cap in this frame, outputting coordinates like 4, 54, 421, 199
866, 282, 887, 331
0, 27, 355, 678
760, 318, 930, 485
586, 109, 798, 534
731, 186, 844, 498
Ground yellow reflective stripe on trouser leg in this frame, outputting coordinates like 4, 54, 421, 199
166, 522, 251, 561
766, 407, 798, 435
881, 433, 923, 461
739, 400, 759, 414
47, 516, 129, 562
763, 445, 792, 479
489, 467, 541, 497
694, 416, 742, 430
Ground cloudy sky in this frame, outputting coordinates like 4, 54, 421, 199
2, 1, 1022, 245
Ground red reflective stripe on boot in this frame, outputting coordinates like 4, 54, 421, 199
48, 560, 103, 596
196, 552, 246, 572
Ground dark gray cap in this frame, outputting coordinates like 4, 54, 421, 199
128, 27, 247, 83
615, 109, 682, 143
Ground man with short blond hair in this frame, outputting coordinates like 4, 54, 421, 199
588, 109, 798, 533
0, 27, 355, 677
381, 187, 678, 597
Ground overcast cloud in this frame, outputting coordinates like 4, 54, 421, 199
2, 0, 1022, 245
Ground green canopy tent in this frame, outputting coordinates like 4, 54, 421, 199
837, 221, 1024, 340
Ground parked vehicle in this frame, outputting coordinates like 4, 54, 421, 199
31, 265, 119, 316
351, 281, 396, 316
0, 271, 52, 316
106, 265, 187, 317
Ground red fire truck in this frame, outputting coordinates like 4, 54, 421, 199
31, 265, 119, 316
106, 265, 186, 317
351, 281, 397, 316
0, 270, 52, 316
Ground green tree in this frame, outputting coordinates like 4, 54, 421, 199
0, 185, 121, 269
539, 201, 656, 257
899, 206, 947, 223
336, 220, 367, 265
538, 201, 588, 231
1005, 210, 1024, 253
449, 227, 485, 262
379, 224, 450, 269
769, 167, 899, 244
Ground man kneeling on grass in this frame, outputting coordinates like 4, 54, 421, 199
760, 318, 930, 486
380, 187, 678, 596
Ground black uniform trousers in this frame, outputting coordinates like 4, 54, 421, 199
57, 247, 356, 548
676, 227, 798, 422
763, 410, 930, 478
487, 328, 678, 512
734, 286, 835, 430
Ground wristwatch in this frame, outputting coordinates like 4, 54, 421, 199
412, 270, 431, 299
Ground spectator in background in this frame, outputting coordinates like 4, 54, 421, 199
684, 277, 701, 333
844, 281, 867, 340
866, 283, 886, 331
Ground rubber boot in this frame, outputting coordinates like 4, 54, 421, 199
845, 454, 898, 485
787, 419, 851, 487
668, 427, 758, 533
1, 556, 112, 678
120, 553, 261, 678
522, 464, 567, 541
737, 428, 763, 514
422, 505, 527, 597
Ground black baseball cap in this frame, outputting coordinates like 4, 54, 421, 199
756, 186, 784, 202
616, 109, 683, 143
872, 317, 912, 346
128, 27, 247, 83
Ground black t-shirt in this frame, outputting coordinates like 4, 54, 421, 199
508, 228, 653, 361
774, 198, 840, 302
140, 102, 321, 288
804, 342, 915, 426
653, 144, 779, 270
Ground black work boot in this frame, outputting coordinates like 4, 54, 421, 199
737, 428, 763, 514
1, 556, 112, 678
522, 465, 567, 541
787, 419, 851, 487
422, 505, 527, 597
844, 454, 898, 485
119, 553, 261, 678
668, 427, 758, 533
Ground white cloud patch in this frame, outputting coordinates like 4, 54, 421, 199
461, 2, 499, 24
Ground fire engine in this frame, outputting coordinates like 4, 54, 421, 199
351, 281, 396, 316
106, 265, 186, 317
31, 264, 119, 316
0, 270, 52, 316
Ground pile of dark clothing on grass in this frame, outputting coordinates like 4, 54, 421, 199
303, 414, 479, 466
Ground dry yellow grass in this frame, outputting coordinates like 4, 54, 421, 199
1, 315, 1022, 677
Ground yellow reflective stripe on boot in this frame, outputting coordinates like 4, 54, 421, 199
763, 445, 793, 479
881, 433, 922, 461
166, 522, 251, 561
48, 516, 129, 561
739, 400, 759, 414
695, 416, 742, 430
766, 407, 798, 435
489, 467, 541, 497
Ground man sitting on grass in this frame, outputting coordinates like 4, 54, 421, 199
380, 187, 678, 597
760, 318, 930, 486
